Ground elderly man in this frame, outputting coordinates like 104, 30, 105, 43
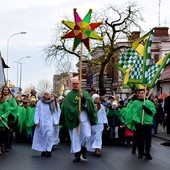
60, 79, 97, 162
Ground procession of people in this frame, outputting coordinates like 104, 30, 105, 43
0, 81, 169, 162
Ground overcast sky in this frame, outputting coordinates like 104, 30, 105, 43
0, 0, 170, 91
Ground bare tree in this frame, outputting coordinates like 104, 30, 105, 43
44, 3, 143, 95
36, 79, 52, 96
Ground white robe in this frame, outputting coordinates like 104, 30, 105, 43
31, 100, 59, 152
69, 110, 91, 153
52, 103, 61, 145
88, 104, 108, 151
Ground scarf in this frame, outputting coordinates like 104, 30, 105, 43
41, 97, 56, 113
5, 95, 13, 101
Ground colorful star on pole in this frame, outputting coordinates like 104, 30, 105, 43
61, 8, 103, 52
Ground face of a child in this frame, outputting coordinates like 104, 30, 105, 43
43, 92, 51, 100
94, 97, 100, 104
112, 104, 118, 109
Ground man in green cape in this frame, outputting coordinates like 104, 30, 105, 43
125, 89, 156, 160
60, 79, 97, 162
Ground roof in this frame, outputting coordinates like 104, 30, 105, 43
159, 63, 170, 82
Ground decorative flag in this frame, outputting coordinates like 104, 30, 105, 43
146, 53, 170, 88
115, 30, 153, 74
115, 30, 153, 88
61, 8, 103, 51
0, 52, 6, 89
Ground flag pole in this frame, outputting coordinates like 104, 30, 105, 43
79, 42, 83, 113
147, 88, 153, 99
78, 42, 83, 134
142, 85, 147, 125
1, 119, 10, 129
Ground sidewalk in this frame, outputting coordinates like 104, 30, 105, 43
153, 125, 170, 141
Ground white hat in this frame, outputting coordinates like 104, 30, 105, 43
112, 102, 118, 107
92, 94, 100, 101
58, 96, 64, 100
43, 89, 51, 94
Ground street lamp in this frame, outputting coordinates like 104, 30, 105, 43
14, 56, 31, 88
6, 32, 27, 85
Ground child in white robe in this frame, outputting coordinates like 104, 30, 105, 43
87, 94, 108, 157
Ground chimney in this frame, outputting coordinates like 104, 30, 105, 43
128, 31, 140, 42
154, 27, 169, 36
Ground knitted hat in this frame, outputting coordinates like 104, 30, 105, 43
30, 97, 36, 102
92, 94, 100, 101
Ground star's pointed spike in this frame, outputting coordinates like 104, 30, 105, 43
74, 8, 82, 23
89, 31, 103, 41
62, 20, 75, 30
83, 9, 92, 23
61, 31, 75, 39
83, 38, 91, 51
73, 37, 81, 51
90, 22, 103, 30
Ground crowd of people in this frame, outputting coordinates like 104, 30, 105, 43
0, 81, 169, 162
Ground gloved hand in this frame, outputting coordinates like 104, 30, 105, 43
142, 104, 152, 115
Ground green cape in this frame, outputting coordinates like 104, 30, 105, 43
0, 101, 10, 127
25, 106, 36, 135
6, 97, 18, 121
17, 106, 26, 133
59, 90, 97, 129
124, 99, 156, 131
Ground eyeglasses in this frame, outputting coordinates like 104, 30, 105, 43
73, 83, 79, 85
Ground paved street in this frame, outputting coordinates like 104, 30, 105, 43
0, 137, 170, 170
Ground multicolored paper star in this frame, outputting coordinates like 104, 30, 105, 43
61, 8, 103, 51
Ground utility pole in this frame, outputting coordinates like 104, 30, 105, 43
158, 0, 161, 26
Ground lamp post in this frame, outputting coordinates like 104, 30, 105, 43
6, 32, 27, 85
14, 56, 31, 88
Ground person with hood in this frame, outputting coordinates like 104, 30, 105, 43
87, 94, 108, 157
32, 90, 59, 157
60, 79, 97, 162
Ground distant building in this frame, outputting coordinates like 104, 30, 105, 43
53, 72, 78, 96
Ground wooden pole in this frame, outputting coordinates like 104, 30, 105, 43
78, 42, 83, 134
1, 120, 10, 129
79, 43, 83, 112
141, 85, 147, 125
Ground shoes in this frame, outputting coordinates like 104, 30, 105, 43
73, 151, 81, 162
94, 149, 101, 157
46, 151, 52, 157
41, 151, 47, 157
132, 149, 136, 154
73, 157, 81, 162
41, 151, 52, 157
138, 155, 143, 159
81, 146, 88, 161
145, 154, 152, 160
80, 154, 88, 161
